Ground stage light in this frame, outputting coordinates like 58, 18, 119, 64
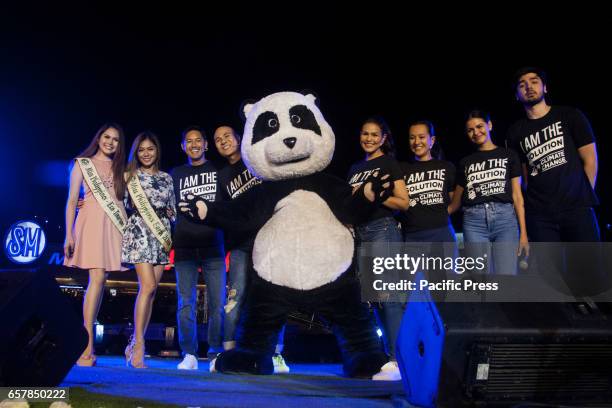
376, 328, 383, 337
95, 324, 104, 343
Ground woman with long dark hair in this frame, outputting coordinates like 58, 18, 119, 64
347, 116, 409, 381
64, 122, 127, 367
122, 131, 175, 368
449, 110, 529, 274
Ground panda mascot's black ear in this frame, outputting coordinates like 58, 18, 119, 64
300, 89, 320, 107
240, 99, 258, 122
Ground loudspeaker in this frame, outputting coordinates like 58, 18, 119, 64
0, 269, 88, 386
397, 286, 612, 407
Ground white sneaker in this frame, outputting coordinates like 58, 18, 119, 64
272, 354, 290, 373
372, 361, 401, 381
209, 357, 217, 373
177, 354, 198, 370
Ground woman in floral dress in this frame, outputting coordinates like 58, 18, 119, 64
122, 131, 175, 368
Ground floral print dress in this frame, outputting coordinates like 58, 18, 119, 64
121, 169, 176, 265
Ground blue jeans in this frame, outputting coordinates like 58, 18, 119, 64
463, 202, 518, 275
225, 244, 286, 349
403, 223, 456, 243
403, 224, 458, 256
404, 224, 458, 279
356, 216, 403, 360
175, 253, 226, 357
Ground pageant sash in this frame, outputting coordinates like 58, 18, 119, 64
77, 158, 127, 234
127, 173, 172, 252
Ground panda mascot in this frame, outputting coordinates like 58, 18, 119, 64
180, 91, 390, 378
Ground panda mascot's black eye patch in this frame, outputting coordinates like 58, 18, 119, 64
289, 105, 321, 136
252, 111, 280, 144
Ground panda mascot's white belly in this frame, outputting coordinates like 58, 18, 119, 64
252, 190, 354, 290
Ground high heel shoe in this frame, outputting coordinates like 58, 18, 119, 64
129, 339, 147, 369
124, 335, 135, 367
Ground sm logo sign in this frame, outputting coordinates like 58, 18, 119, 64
4, 221, 47, 264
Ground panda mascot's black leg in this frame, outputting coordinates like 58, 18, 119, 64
318, 278, 388, 378
215, 277, 290, 375
215, 348, 274, 375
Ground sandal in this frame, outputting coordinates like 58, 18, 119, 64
129, 339, 147, 369
125, 334, 135, 366
76, 353, 97, 367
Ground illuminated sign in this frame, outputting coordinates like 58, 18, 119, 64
4, 220, 47, 264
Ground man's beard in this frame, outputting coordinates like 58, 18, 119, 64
523, 93, 545, 107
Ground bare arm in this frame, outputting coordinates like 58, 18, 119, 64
521, 163, 528, 189
577, 142, 598, 189
448, 185, 463, 214
64, 164, 83, 258
382, 179, 410, 211
511, 177, 529, 256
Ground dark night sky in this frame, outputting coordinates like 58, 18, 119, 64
1, 5, 610, 241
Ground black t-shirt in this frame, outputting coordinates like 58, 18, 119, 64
171, 162, 224, 254
399, 159, 455, 232
218, 159, 262, 249
347, 154, 403, 221
218, 159, 262, 201
506, 106, 598, 213
458, 148, 521, 206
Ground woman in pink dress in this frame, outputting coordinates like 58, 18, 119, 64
64, 123, 127, 366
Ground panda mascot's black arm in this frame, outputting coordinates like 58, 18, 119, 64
179, 184, 275, 235
316, 172, 392, 225
179, 170, 390, 230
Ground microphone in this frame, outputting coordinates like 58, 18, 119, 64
519, 254, 529, 270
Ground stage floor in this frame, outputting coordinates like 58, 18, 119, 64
60, 356, 406, 407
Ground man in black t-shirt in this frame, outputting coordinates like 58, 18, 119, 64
172, 126, 226, 371
507, 68, 605, 297
506, 67, 600, 242
213, 125, 289, 373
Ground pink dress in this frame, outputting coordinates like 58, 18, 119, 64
64, 158, 127, 271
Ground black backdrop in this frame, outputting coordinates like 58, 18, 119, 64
2, 5, 610, 243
